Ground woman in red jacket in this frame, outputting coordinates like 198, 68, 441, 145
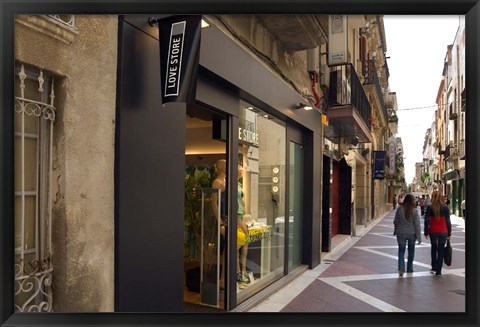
424, 191, 452, 276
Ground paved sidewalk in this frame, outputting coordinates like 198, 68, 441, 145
249, 209, 466, 312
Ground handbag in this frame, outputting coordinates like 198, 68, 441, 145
444, 239, 452, 266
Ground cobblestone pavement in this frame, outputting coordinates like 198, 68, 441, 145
249, 209, 465, 312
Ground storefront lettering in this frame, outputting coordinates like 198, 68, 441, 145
166, 37, 183, 91
238, 127, 259, 145
164, 21, 186, 97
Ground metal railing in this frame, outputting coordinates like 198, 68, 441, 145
363, 60, 388, 122
14, 64, 55, 312
328, 63, 371, 130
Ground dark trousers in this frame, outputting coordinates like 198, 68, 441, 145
397, 234, 416, 272
429, 233, 448, 275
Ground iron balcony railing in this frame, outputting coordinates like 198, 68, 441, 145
449, 103, 458, 120
328, 63, 371, 130
363, 60, 388, 122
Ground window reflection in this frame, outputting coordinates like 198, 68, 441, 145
237, 101, 286, 302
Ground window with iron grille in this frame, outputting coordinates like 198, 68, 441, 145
14, 63, 55, 312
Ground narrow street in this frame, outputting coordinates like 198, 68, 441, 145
249, 208, 465, 312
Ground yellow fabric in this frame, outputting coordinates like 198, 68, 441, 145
237, 228, 247, 249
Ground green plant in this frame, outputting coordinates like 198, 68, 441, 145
184, 166, 215, 260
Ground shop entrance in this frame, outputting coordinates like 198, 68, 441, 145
184, 105, 227, 310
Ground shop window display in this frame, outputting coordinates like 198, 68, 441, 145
236, 102, 286, 302
183, 104, 286, 307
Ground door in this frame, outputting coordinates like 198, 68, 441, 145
184, 106, 227, 310
322, 155, 332, 252
338, 158, 352, 235
288, 141, 304, 271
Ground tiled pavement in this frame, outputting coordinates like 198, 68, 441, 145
249, 208, 466, 312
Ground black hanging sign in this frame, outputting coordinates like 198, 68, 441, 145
373, 150, 387, 180
157, 15, 202, 104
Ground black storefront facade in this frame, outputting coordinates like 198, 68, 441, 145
115, 15, 324, 312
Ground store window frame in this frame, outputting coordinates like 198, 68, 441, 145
235, 101, 289, 305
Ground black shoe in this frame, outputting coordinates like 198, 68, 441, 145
407, 270, 413, 273
435, 273, 442, 276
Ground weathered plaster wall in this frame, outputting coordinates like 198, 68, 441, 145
15, 15, 117, 312
209, 15, 313, 98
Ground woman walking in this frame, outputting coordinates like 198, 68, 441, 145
393, 194, 422, 276
424, 191, 452, 276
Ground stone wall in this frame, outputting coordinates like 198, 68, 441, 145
15, 15, 118, 312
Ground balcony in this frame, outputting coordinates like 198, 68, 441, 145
363, 60, 388, 122
324, 63, 373, 144
444, 143, 451, 158
256, 15, 327, 51
438, 142, 445, 155
444, 141, 458, 160
449, 103, 458, 120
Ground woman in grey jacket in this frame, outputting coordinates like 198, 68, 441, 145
393, 194, 422, 276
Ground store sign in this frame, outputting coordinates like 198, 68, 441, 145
239, 118, 259, 145
389, 142, 396, 176
158, 15, 202, 104
328, 15, 348, 66
238, 126, 259, 145
373, 151, 387, 180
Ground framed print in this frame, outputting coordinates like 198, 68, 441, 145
1, 1, 479, 327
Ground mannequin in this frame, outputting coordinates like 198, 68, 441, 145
211, 159, 251, 286
211, 159, 227, 229
211, 159, 227, 288
237, 164, 250, 284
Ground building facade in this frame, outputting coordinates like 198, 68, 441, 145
427, 16, 465, 216
13, 14, 394, 313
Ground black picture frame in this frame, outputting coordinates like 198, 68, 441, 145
1, 1, 479, 326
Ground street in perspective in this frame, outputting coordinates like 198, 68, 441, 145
249, 207, 465, 312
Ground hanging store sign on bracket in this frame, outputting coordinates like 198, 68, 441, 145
150, 15, 202, 104
372, 150, 387, 180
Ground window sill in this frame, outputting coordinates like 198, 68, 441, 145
15, 15, 78, 44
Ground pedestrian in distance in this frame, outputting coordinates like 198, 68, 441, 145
393, 195, 397, 209
420, 195, 426, 216
425, 194, 431, 208
461, 199, 466, 219
424, 191, 452, 276
393, 193, 422, 277
443, 195, 451, 213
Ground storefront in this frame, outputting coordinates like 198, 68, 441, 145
114, 15, 324, 312
443, 168, 464, 216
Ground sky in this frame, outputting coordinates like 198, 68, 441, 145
383, 15, 461, 183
